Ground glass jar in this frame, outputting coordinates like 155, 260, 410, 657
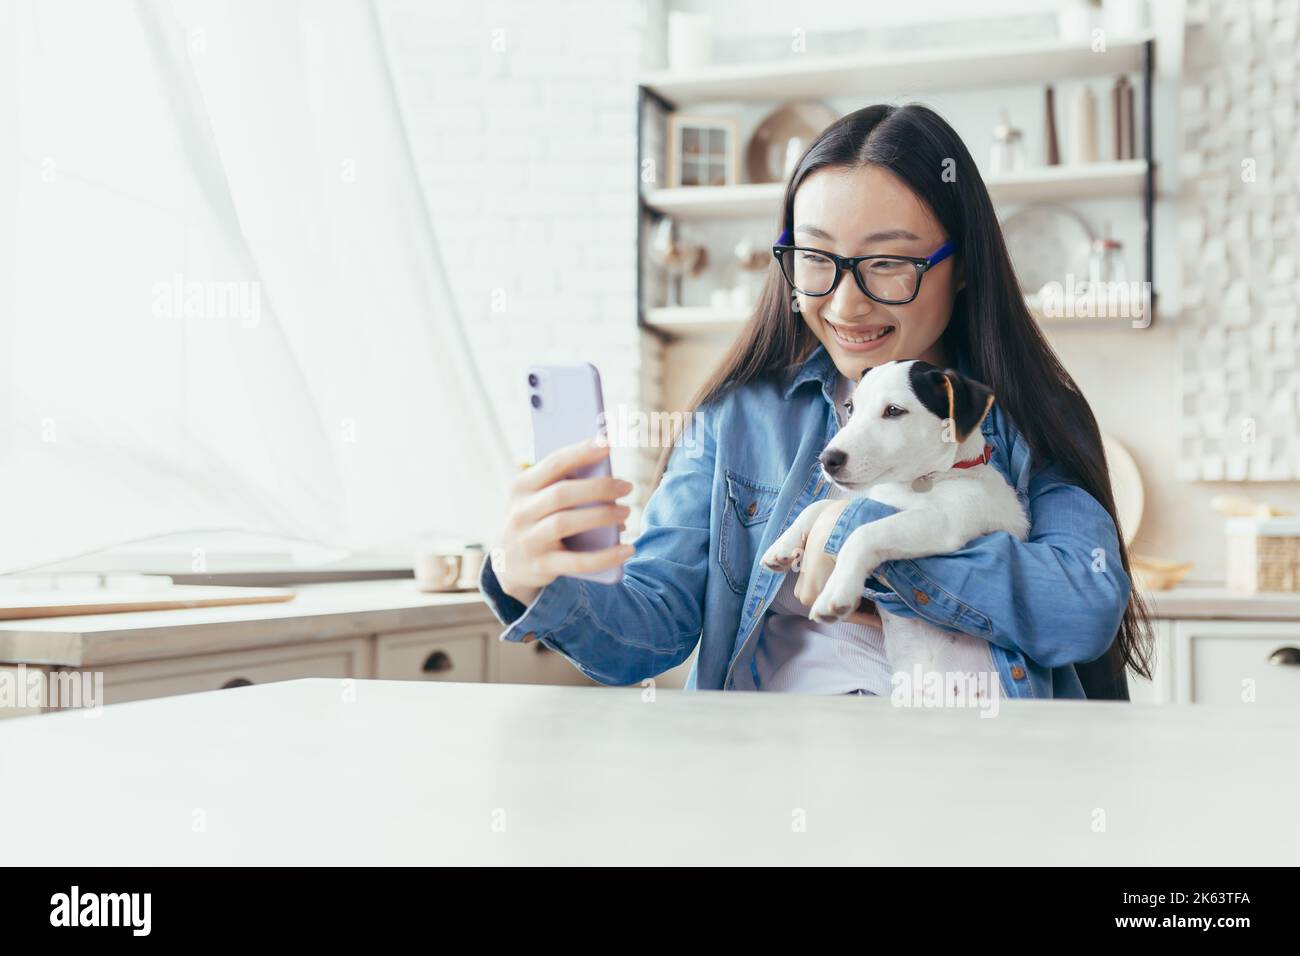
1089, 237, 1127, 285
990, 120, 1025, 176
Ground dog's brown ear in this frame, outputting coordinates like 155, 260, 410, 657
908, 363, 995, 442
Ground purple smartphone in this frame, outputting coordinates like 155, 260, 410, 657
527, 363, 624, 585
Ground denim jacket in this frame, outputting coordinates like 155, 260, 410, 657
478, 342, 1132, 699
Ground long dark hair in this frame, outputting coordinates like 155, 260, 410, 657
651, 103, 1153, 689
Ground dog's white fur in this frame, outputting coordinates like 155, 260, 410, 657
759, 359, 1029, 687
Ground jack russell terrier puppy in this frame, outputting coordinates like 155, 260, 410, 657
760, 359, 1029, 694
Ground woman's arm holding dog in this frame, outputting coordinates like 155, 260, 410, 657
815, 461, 1131, 668
479, 402, 718, 686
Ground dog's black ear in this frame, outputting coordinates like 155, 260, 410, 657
908, 363, 995, 442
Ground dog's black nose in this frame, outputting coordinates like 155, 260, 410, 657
820, 448, 847, 475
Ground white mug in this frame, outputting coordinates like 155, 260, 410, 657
414, 552, 462, 592
456, 546, 485, 589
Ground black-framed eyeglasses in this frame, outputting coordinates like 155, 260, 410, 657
772, 227, 956, 305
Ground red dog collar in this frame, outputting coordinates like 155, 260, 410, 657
952, 443, 994, 469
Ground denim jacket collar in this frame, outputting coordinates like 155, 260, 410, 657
780, 343, 839, 404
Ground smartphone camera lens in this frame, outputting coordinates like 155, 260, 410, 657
530, 394, 542, 409
527, 373, 539, 388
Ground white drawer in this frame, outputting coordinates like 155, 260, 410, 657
93, 637, 372, 706
374, 626, 488, 683
495, 638, 599, 686
1175, 621, 1300, 705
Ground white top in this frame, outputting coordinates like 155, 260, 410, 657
753, 373, 892, 696
2, 679, 1296, 865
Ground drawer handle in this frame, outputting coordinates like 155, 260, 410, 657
422, 650, 453, 674
1267, 646, 1300, 666
222, 678, 255, 689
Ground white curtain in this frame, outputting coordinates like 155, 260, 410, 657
1, 0, 513, 573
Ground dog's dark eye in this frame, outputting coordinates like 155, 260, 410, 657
882, 404, 907, 419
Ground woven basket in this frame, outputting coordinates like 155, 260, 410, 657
1226, 517, 1300, 592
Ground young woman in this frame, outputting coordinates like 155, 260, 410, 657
480, 103, 1152, 700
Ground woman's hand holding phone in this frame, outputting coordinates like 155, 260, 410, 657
491, 435, 636, 606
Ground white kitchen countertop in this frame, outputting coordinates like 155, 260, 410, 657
3, 579, 1300, 670
1141, 584, 1300, 620
2, 678, 1296, 865
0, 580, 495, 667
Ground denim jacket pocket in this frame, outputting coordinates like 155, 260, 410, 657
718, 468, 781, 595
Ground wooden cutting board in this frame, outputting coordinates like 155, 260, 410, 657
0, 586, 295, 621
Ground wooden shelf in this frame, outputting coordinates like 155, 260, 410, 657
636, 34, 1158, 328
984, 159, 1150, 202
640, 34, 1152, 107
642, 161, 1149, 221
642, 182, 783, 221
644, 307, 752, 335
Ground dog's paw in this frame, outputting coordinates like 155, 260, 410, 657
809, 573, 864, 623
809, 595, 855, 623
760, 543, 803, 573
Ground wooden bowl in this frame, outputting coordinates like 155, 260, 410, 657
1131, 554, 1194, 591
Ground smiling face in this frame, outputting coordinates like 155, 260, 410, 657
790, 164, 964, 380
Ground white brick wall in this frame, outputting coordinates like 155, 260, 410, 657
1177, 0, 1300, 481
378, 0, 666, 536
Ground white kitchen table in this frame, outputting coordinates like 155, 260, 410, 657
2, 679, 1296, 865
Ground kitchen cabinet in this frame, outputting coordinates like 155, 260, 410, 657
1135, 588, 1300, 705
374, 626, 489, 683
6, 583, 1300, 715
1172, 620, 1300, 706
97, 638, 372, 706
0, 581, 596, 718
